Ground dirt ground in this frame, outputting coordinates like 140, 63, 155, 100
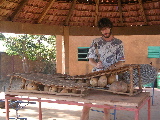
0, 87, 160, 120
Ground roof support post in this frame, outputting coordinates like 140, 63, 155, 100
56, 35, 63, 74
63, 26, 70, 74
64, 0, 77, 26
138, 0, 148, 25
94, 0, 99, 26
118, 0, 124, 26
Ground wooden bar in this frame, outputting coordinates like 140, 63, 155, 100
138, 65, 142, 90
129, 66, 134, 95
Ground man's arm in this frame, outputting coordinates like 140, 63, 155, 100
89, 58, 103, 69
109, 61, 125, 70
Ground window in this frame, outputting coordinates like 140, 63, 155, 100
78, 47, 90, 61
148, 46, 160, 58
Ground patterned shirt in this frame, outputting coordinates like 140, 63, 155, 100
119, 64, 157, 86
87, 37, 125, 71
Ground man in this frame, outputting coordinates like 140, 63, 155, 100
80, 17, 125, 120
87, 17, 125, 72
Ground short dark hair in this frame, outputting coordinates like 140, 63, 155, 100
97, 18, 113, 30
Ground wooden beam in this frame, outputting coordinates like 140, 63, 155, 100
0, 21, 160, 35
0, 16, 8, 21
94, 0, 99, 26
63, 26, 69, 74
118, 0, 124, 26
37, 0, 56, 24
0, 21, 63, 35
138, 0, 147, 25
0, 0, 6, 4
10, 0, 29, 21
64, 0, 77, 26
69, 25, 160, 35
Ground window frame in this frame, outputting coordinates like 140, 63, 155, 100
148, 46, 160, 58
77, 47, 90, 61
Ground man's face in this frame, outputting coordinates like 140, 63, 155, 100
101, 27, 112, 38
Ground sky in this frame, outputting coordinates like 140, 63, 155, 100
0, 41, 6, 52
0, 33, 54, 52
0, 33, 19, 52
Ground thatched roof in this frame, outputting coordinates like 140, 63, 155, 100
0, 0, 160, 28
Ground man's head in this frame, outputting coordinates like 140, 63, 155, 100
98, 18, 113, 38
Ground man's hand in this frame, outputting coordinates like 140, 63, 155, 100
108, 61, 125, 70
96, 61, 103, 69
89, 58, 104, 69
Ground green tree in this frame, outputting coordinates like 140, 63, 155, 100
0, 33, 5, 40
3, 34, 56, 74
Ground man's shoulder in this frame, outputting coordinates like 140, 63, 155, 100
92, 37, 102, 42
113, 37, 123, 42
112, 38, 123, 45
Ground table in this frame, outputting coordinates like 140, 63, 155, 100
5, 90, 150, 120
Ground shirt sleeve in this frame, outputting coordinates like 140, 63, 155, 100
87, 41, 96, 59
116, 42, 125, 62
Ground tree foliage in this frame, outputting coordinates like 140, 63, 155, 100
4, 34, 56, 61
2, 34, 56, 74
0, 33, 5, 40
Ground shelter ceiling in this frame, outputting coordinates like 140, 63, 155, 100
0, 0, 160, 28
